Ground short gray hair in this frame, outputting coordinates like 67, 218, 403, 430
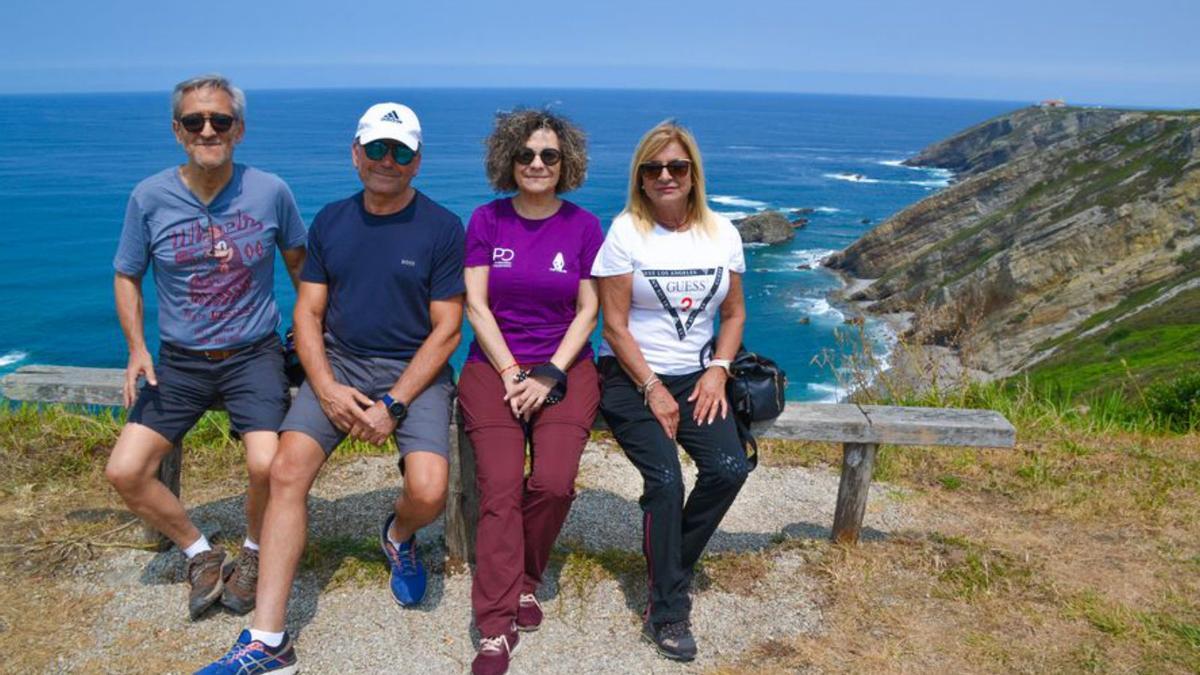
171, 74, 246, 119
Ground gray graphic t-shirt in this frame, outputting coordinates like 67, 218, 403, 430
113, 164, 307, 349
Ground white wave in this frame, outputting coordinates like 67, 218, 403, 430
877, 159, 906, 167
824, 172, 880, 184
715, 210, 752, 220
789, 297, 845, 321
710, 195, 768, 208
743, 242, 770, 249
791, 248, 838, 268
908, 178, 951, 188
814, 206, 844, 213
0, 351, 28, 368
807, 382, 842, 403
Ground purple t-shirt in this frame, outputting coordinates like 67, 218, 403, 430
464, 198, 604, 365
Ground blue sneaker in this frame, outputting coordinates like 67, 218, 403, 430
194, 629, 297, 674
380, 513, 427, 606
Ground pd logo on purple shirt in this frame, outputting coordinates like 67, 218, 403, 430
492, 247, 514, 268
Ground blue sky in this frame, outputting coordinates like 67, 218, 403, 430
3, 0, 1196, 106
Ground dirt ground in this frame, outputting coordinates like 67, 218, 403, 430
0, 417, 1197, 674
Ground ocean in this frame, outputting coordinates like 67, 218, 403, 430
0, 88, 1016, 401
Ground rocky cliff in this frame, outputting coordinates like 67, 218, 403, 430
824, 106, 1200, 378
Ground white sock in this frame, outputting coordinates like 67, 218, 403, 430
243, 537, 259, 552
248, 629, 285, 648
182, 535, 212, 559
387, 527, 408, 549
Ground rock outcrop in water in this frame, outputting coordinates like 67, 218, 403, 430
824, 106, 1200, 377
733, 210, 795, 245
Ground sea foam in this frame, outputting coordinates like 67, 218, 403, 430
0, 351, 28, 368
806, 382, 842, 403
710, 195, 768, 209
824, 172, 880, 184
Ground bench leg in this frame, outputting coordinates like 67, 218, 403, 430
831, 442, 878, 545
142, 441, 183, 550
444, 410, 478, 565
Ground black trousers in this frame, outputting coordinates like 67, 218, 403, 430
598, 357, 750, 625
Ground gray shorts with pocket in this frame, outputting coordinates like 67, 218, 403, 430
280, 342, 455, 461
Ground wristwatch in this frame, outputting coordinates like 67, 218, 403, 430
380, 394, 408, 424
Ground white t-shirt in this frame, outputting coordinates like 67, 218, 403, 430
591, 212, 746, 375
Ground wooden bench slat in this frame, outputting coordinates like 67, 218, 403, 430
859, 404, 1016, 448
2, 367, 1016, 448
2, 365, 127, 407
4, 363, 1018, 553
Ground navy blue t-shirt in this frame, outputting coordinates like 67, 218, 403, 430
301, 190, 466, 359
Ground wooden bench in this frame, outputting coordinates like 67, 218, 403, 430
2, 364, 1016, 558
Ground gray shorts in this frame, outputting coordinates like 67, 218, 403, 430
128, 334, 289, 444
280, 343, 455, 461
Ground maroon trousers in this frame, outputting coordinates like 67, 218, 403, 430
457, 359, 600, 636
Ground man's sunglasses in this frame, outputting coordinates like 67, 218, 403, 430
639, 160, 692, 180
514, 147, 562, 166
362, 140, 417, 165
177, 113, 237, 134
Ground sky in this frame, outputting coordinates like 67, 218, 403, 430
2, 0, 1197, 107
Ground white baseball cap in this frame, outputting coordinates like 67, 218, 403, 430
355, 102, 422, 151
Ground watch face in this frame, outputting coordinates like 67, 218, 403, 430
388, 401, 408, 421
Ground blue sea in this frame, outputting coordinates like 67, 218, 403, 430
0, 88, 1016, 401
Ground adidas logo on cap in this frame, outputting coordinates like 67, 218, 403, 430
381, 110, 403, 123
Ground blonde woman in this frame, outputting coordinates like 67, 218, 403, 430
591, 121, 749, 662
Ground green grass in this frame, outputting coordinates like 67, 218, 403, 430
299, 535, 390, 588
1026, 287, 1200, 403
0, 401, 394, 494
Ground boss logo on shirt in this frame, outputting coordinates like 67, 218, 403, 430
550, 252, 567, 273
492, 248, 515, 268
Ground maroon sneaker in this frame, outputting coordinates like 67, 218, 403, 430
516, 593, 543, 632
220, 546, 259, 615
186, 548, 229, 620
472, 626, 520, 675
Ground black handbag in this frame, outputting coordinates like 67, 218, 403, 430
701, 340, 788, 470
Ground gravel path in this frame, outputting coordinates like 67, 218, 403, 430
73, 441, 915, 673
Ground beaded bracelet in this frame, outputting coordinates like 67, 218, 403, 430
638, 375, 662, 406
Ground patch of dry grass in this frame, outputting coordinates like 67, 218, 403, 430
726, 427, 1200, 674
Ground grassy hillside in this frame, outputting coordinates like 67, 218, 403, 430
1025, 285, 1200, 399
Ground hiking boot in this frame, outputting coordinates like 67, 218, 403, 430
516, 593, 543, 631
642, 619, 697, 661
194, 629, 297, 674
186, 549, 229, 620
221, 546, 259, 615
380, 513, 427, 606
471, 627, 520, 675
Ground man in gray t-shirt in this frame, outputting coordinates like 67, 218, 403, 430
105, 74, 306, 622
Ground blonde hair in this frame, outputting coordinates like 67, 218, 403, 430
621, 120, 718, 237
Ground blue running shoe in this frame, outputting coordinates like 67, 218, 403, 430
380, 513, 427, 606
194, 629, 297, 674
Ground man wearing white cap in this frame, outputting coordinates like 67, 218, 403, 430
199, 102, 466, 674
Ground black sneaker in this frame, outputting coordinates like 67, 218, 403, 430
641, 619, 697, 661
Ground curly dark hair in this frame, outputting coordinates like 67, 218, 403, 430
484, 109, 588, 194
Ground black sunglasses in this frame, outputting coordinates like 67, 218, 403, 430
177, 113, 237, 134
514, 147, 562, 166
362, 140, 417, 165
639, 160, 691, 180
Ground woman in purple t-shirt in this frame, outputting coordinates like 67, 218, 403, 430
458, 109, 604, 673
